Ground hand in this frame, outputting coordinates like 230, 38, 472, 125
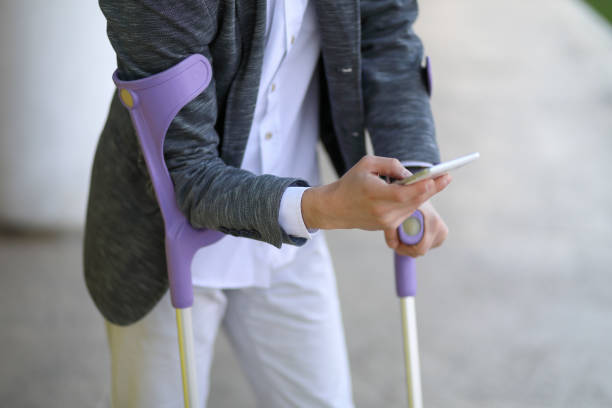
384, 200, 448, 257
301, 155, 451, 231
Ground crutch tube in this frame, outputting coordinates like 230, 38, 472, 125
176, 308, 198, 407
113, 54, 224, 408
395, 210, 425, 408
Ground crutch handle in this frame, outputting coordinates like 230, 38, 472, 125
394, 210, 424, 297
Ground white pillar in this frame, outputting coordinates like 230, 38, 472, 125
0, 1, 116, 230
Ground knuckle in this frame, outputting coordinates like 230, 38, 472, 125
415, 182, 429, 196
411, 242, 427, 256
361, 155, 374, 166
424, 180, 435, 193
419, 184, 434, 200
382, 216, 396, 230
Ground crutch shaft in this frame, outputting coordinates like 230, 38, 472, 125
395, 210, 425, 407
114, 56, 223, 407
400, 297, 423, 408
176, 308, 199, 408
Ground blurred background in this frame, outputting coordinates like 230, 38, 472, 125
1, 0, 611, 406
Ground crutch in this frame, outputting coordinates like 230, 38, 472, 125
395, 210, 425, 408
113, 54, 224, 408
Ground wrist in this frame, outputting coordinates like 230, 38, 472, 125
301, 184, 336, 230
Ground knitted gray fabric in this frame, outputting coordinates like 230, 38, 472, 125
84, 0, 439, 326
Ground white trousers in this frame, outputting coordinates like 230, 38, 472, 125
106, 234, 354, 407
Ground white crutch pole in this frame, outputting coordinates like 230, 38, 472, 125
176, 308, 198, 407
394, 211, 425, 408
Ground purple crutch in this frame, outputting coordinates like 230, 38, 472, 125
113, 54, 224, 408
395, 210, 425, 408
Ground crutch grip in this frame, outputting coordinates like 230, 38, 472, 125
394, 210, 424, 297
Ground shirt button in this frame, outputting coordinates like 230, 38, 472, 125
270, 83, 276, 93
265, 132, 273, 140
290, 35, 295, 45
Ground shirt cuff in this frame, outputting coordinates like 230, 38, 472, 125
278, 187, 317, 240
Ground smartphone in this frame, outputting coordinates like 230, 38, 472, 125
395, 152, 480, 185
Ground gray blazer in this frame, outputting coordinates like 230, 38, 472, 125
84, 0, 440, 325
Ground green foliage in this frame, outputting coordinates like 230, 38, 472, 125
584, 0, 612, 24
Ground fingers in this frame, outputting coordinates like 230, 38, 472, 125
384, 228, 430, 257
385, 222, 432, 257
384, 228, 399, 250
433, 173, 452, 193
388, 200, 450, 257
357, 155, 411, 180
372, 174, 453, 231
431, 220, 448, 248
396, 174, 452, 205
355, 157, 452, 210
384, 226, 427, 257
393, 232, 433, 257
379, 174, 451, 224
393, 242, 425, 257
338, 157, 452, 232
423, 200, 448, 249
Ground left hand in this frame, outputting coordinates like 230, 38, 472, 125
384, 200, 448, 257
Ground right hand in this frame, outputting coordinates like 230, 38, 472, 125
301, 155, 451, 231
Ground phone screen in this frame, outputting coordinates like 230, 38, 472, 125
395, 152, 480, 185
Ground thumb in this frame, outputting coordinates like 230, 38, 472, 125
361, 156, 411, 180
384, 228, 399, 249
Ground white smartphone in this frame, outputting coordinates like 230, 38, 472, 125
395, 152, 480, 185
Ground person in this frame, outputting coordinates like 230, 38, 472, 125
84, 0, 451, 406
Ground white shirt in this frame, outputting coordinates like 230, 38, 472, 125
192, 0, 321, 288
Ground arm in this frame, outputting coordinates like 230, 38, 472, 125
100, 0, 306, 248
101, 0, 448, 248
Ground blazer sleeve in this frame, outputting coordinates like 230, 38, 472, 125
99, 0, 307, 248
360, 0, 440, 165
